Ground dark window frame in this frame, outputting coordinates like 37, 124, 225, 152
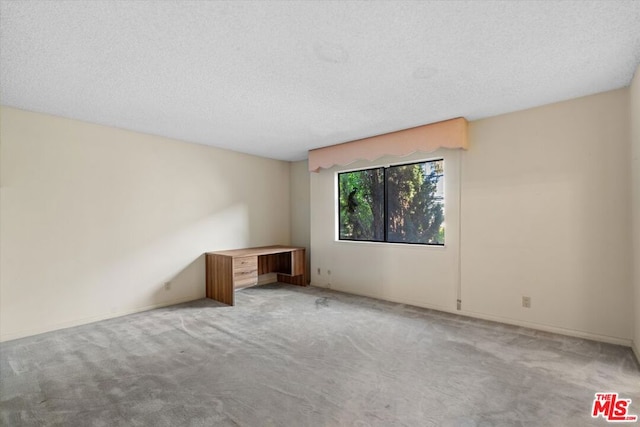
337, 159, 445, 246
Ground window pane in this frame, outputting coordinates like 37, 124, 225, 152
386, 160, 444, 244
338, 168, 384, 241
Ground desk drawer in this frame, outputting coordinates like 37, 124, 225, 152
233, 256, 257, 270
233, 256, 258, 288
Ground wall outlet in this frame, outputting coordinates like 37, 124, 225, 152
522, 296, 531, 308
164, 281, 171, 291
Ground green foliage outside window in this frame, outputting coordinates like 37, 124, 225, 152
338, 160, 444, 245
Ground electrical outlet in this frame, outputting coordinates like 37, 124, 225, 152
522, 296, 531, 308
164, 281, 171, 291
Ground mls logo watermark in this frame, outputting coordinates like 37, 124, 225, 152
592, 393, 638, 422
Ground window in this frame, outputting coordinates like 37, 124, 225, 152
338, 159, 444, 245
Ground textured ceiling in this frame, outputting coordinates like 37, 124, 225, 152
2, 1, 640, 161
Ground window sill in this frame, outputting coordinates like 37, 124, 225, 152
334, 239, 448, 250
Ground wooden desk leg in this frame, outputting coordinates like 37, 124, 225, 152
206, 254, 234, 305
277, 248, 307, 286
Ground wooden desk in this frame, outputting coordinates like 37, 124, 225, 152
205, 245, 306, 305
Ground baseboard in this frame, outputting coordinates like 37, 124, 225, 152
0, 295, 203, 343
311, 282, 455, 315
632, 341, 640, 365
310, 283, 633, 348
458, 308, 632, 347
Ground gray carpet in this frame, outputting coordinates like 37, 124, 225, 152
1, 283, 638, 427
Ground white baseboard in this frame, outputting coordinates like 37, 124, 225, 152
312, 282, 454, 316
632, 341, 640, 365
0, 295, 203, 343
310, 283, 633, 348
458, 308, 632, 347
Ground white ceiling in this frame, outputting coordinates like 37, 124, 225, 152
1, 1, 640, 161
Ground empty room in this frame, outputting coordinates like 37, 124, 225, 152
1, 1, 640, 426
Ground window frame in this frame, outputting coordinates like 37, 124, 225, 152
336, 158, 445, 246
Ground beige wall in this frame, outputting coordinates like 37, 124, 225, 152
290, 160, 311, 282
310, 149, 462, 312
3, 84, 636, 348
462, 89, 631, 344
631, 65, 640, 359
309, 88, 633, 345
0, 107, 291, 341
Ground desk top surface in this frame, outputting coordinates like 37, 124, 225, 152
206, 245, 305, 258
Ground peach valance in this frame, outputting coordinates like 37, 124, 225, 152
308, 117, 468, 172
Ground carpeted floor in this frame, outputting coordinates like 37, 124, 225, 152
1, 283, 638, 426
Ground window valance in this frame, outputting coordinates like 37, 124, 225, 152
308, 117, 468, 172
